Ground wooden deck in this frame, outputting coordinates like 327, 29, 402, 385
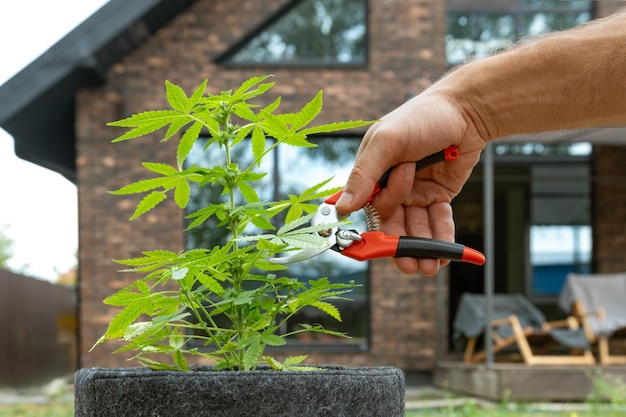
434, 361, 626, 402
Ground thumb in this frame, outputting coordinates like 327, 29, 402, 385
335, 165, 382, 215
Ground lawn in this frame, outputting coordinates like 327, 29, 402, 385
0, 402, 73, 417
2, 402, 626, 417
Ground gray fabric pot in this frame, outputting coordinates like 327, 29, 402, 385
74, 365, 405, 417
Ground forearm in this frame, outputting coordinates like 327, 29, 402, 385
432, 8, 626, 141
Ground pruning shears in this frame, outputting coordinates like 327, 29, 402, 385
270, 145, 486, 266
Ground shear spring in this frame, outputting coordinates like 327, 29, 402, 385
364, 203, 381, 231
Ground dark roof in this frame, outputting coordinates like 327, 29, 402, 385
0, 0, 196, 183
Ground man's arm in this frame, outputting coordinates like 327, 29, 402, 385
437, 8, 626, 141
336, 8, 626, 274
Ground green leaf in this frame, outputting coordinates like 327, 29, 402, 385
233, 75, 274, 102
162, 117, 192, 142
130, 191, 167, 220
142, 162, 178, 176
291, 90, 322, 130
108, 110, 187, 142
177, 122, 203, 170
188, 79, 208, 108
174, 179, 190, 208
238, 181, 259, 203
263, 356, 284, 370
165, 80, 190, 113
277, 212, 314, 235
196, 272, 225, 295
104, 299, 153, 339
262, 96, 281, 114
251, 126, 265, 164
173, 349, 189, 371
104, 291, 147, 307
311, 301, 342, 322
261, 333, 286, 347
299, 119, 375, 136
110, 177, 178, 195
279, 234, 330, 249
242, 336, 263, 370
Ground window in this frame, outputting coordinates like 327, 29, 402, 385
529, 164, 592, 297
185, 137, 369, 350
446, 0, 593, 65
220, 0, 367, 65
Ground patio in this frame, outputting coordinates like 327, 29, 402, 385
434, 361, 626, 402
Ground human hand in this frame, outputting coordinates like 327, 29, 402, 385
335, 90, 487, 275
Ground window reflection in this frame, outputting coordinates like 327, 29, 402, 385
226, 0, 367, 64
446, 1, 592, 65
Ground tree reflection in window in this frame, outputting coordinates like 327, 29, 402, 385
224, 0, 367, 64
446, 0, 592, 65
185, 137, 369, 348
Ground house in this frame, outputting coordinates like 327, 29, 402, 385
1, 0, 625, 374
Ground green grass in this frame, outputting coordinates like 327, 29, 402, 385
1, 402, 625, 417
0, 402, 73, 417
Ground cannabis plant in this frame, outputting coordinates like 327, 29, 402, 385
93, 75, 373, 371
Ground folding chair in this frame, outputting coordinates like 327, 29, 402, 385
454, 293, 594, 365
559, 272, 626, 365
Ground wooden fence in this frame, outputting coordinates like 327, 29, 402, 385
0, 268, 77, 388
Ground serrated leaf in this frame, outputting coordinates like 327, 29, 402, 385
251, 126, 265, 164
299, 119, 375, 136
281, 132, 316, 148
165, 80, 190, 113
262, 96, 281, 114
261, 333, 286, 346
233, 102, 258, 122
279, 234, 330, 249
163, 117, 192, 142
104, 291, 146, 307
196, 272, 225, 295
291, 91, 322, 130
110, 177, 178, 195
189, 79, 208, 108
242, 338, 263, 370
107, 110, 183, 128
263, 356, 284, 370
249, 215, 275, 231
173, 349, 189, 371
142, 162, 178, 176
238, 181, 259, 203
104, 300, 153, 339
277, 212, 314, 235
311, 301, 342, 322
233, 75, 273, 101
283, 355, 309, 366
130, 191, 167, 220
109, 110, 188, 142
177, 122, 203, 169
174, 179, 190, 208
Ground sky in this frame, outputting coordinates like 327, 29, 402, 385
0, 0, 110, 281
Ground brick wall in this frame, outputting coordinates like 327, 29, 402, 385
593, 146, 626, 273
76, 0, 448, 370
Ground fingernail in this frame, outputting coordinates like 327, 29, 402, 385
335, 190, 354, 208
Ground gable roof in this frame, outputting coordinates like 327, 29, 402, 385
0, 0, 197, 183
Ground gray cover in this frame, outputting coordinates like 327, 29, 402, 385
558, 272, 626, 338
454, 293, 588, 349
75, 365, 405, 417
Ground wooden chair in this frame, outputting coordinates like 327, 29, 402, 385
454, 293, 595, 365
559, 272, 626, 365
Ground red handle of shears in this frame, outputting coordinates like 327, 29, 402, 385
325, 145, 459, 206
